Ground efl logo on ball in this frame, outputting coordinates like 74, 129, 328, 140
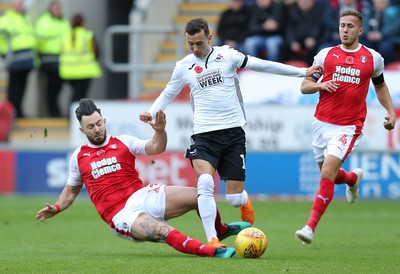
234, 227, 267, 258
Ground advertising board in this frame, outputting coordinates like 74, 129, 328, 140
13, 151, 400, 200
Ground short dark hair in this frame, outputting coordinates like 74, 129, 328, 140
184, 18, 210, 36
75, 98, 101, 122
340, 9, 364, 27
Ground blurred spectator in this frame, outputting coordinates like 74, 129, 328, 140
59, 14, 102, 107
318, 0, 365, 51
0, 0, 37, 118
361, 0, 400, 64
242, 0, 285, 61
216, 0, 250, 52
281, 0, 297, 6
35, 0, 70, 117
283, 0, 323, 65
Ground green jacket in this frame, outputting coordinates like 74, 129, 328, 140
35, 12, 70, 54
59, 27, 102, 79
0, 9, 37, 70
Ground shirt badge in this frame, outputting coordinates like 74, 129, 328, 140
195, 66, 203, 74
345, 56, 354, 64
360, 56, 367, 63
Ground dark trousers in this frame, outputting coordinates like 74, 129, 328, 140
41, 69, 63, 117
68, 79, 91, 102
7, 69, 31, 118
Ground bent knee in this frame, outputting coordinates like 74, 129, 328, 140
197, 174, 214, 196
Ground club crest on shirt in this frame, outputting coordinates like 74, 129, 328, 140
360, 56, 367, 63
195, 69, 224, 89
215, 54, 223, 62
345, 56, 354, 64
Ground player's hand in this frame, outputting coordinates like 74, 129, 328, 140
306, 64, 324, 77
321, 80, 339, 93
384, 113, 396, 130
149, 110, 166, 132
139, 112, 153, 123
36, 203, 58, 221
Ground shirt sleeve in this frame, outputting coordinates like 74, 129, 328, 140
118, 135, 149, 156
244, 56, 307, 77
148, 62, 186, 118
67, 148, 83, 187
372, 51, 385, 78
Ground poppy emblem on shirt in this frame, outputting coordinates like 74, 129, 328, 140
97, 149, 105, 156
345, 56, 354, 64
195, 66, 203, 74
360, 56, 367, 63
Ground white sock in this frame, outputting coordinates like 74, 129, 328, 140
197, 174, 217, 242
226, 190, 248, 207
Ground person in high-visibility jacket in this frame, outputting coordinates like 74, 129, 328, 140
0, 0, 37, 118
60, 13, 102, 104
35, 0, 70, 117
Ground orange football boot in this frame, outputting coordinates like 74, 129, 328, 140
240, 198, 255, 225
207, 237, 227, 248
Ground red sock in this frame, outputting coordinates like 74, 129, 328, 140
166, 230, 215, 257
215, 209, 229, 238
334, 169, 357, 186
306, 179, 334, 232
196, 208, 228, 238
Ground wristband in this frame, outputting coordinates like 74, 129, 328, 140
54, 203, 60, 213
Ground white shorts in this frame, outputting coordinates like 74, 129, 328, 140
110, 183, 166, 241
312, 119, 363, 162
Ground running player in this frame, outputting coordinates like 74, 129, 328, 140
295, 9, 396, 245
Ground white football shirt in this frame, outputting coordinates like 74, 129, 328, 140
148, 46, 307, 134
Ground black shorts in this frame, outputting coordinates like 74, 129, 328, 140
184, 127, 246, 181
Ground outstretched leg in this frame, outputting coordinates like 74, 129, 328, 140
131, 213, 234, 258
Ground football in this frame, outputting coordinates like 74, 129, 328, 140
234, 227, 267, 258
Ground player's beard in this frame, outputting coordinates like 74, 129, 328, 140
88, 129, 107, 146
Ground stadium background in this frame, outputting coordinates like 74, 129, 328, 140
0, 0, 399, 201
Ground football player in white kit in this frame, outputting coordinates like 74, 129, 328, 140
140, 18, 323, 248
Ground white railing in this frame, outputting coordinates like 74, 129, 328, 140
104, 0, 185, 98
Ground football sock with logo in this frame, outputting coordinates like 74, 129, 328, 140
306, 179, 335, 232
197, 174, 218, 242
334, 168, 357, 186
166, 229, 214, 257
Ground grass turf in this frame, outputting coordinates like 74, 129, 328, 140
0, 196, 399, 273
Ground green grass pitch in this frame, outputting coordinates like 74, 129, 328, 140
0, 196, 399, 273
